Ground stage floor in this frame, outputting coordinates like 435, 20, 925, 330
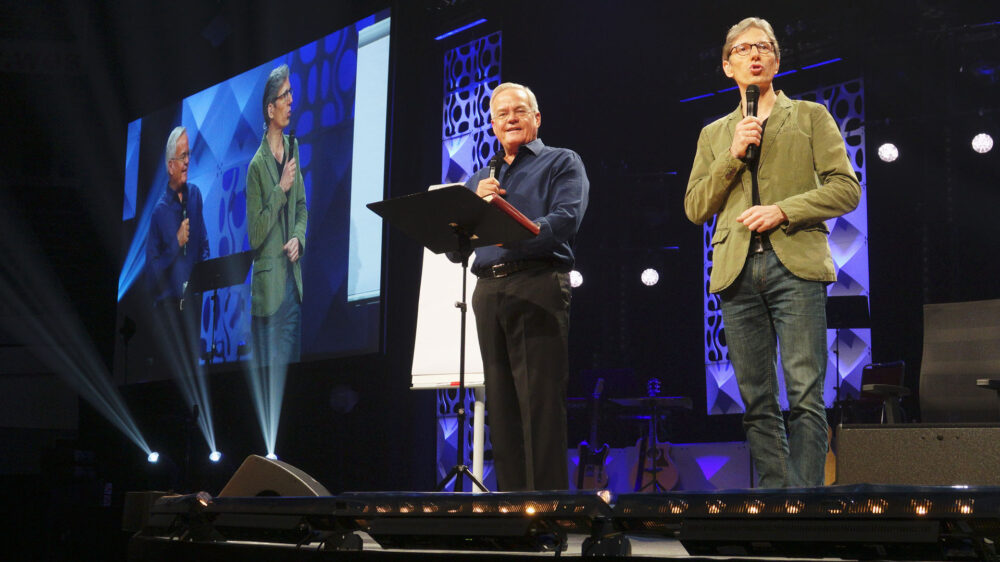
130, 531, 840, 561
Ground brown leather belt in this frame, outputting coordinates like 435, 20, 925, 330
474, 259, 556, 279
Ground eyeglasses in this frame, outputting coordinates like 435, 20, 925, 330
493, 106, 533, 123
273, 88, 293, 104
730, 41, 774, 57
170, 151, 190, 162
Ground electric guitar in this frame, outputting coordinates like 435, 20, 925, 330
631, 378, 680, 492
576, 378, 610, 490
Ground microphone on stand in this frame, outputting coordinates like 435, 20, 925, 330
745, 84, 760, 162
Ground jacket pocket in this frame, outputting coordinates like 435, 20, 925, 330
253, 258, 274, 276
711, 227, 730, 246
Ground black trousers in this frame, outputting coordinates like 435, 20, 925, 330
472, 267, 571, 491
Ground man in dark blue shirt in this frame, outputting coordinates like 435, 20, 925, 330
466, 82, 589, 491
146, 126, 209, 363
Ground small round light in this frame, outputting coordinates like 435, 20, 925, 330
265, 453, 278, 460
569, 270, 583, 288
878, 143, 899, 162
147, 452, 160, 463
209, 451, 222, 463
972, 133, 993, 154
597, 490, 612, 504
641, 268, 660, 286
525, 506, 536, 515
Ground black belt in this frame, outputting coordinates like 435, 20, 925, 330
750, 234, 772, 254
474, 259, 557, 279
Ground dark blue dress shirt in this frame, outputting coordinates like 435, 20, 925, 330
146, 182, 210, 303
463, 138, 589, 271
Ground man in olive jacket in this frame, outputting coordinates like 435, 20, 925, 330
247, 64, 307, 366
685, 18, 860, 488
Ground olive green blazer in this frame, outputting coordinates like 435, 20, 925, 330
685, 91, 861, 293
246, 134, 307, 317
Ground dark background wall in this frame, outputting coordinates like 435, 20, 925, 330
1, 0, 998, 559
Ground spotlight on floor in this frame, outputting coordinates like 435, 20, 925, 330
878, 142, 899, 162
209, 451, 222, 463
147, 452, 160, 464
569, 270, 583, 288
641, 268, 660, 287
972, 133, 993, 154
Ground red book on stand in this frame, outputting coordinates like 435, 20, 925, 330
481, 192, 540, 236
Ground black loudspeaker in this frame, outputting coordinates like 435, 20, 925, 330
217, 454, 331, 497
836, 424, 1000, 486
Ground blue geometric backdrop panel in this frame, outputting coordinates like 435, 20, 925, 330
436, 31, 501, 491
703, 79, 869, 415
123, 119, 141, 221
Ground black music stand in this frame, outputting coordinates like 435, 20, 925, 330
185, 251, 254, 364
826, 295, 871, 413
368, 184, 537, 493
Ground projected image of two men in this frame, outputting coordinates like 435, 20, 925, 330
117, 14, 389, 383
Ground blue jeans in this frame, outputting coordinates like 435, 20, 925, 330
252, 269, 302, 368
720, 250, 828, 488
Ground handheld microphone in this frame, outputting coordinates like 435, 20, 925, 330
745, 85, 760, 162
286, 130, 296, 165
488, 148, 505, 181
182, 205, 187, 256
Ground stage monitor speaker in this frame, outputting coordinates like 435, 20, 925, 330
836, 424, 1000, 486
218, 454, 331, 497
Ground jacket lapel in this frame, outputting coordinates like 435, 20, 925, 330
723, 108, 753, 207
759, 92, 791, 168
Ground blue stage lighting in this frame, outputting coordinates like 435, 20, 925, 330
680, 92, 715, 103
209, 451, 222, 463
801, 58, 842, 70
434, 18, 487, 41
148, 452, 160, 463
117, 172, 164, 301
266, 453, 278, 460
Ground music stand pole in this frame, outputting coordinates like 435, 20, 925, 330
436, 229, 487, 493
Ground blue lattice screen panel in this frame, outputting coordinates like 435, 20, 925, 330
702, 79, 870, 415
436, 32, 501, 491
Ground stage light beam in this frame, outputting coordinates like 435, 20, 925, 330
0, 203, 153, 460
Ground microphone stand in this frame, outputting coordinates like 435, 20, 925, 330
435, 227, 488, 493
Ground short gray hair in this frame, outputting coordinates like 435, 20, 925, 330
262, 64, 291, 127
164, 126, 186, 168
490, 82, 539, 119
723, 17, 780, 62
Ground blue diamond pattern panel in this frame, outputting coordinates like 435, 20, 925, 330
702, 79, 869, 415
436, 32, 501, 491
